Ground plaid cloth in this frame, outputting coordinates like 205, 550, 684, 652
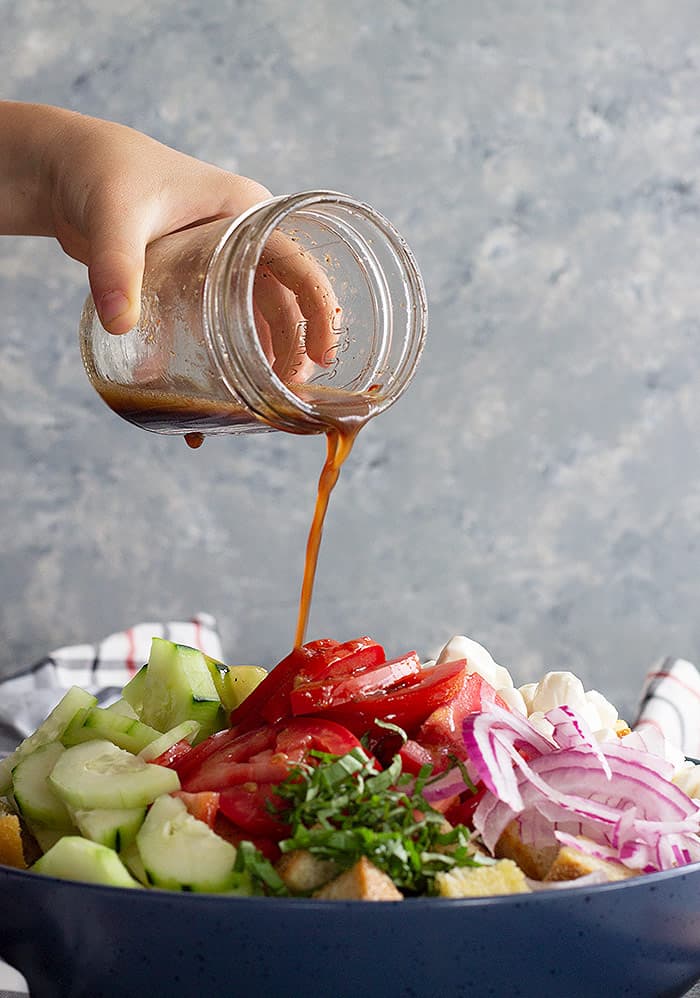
0, 613, 223, 758
633, 656, 700, 761
0, 625, 699, 996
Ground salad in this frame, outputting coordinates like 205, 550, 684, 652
1, 632, 699, 899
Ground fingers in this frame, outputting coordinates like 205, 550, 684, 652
253, 301, 275, 367
253, 264, 307, 382
86, 204, 149, 334
261, 231, 341, 366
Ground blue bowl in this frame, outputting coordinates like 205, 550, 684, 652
1, 862, 700, 997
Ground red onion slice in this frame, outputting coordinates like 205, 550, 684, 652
459, 704, 700, 872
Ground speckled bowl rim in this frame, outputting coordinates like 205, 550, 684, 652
2, 855, 698, 908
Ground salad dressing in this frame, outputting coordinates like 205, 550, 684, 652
96, 379, 375, 648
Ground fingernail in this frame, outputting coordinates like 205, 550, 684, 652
98, 291, 130, 327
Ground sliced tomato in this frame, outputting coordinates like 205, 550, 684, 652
274, 717, 364, 760
260, 638, 386, 725
233, 640, 341, 731
151, 738, 195, 769
168, 727, 242, 778
174, 725, 277, 782
418, 671, 511, 759
218, 784, 289, 838
289, 652, 421, 716
318, 659, 469, 737
399, 739, 453, 776
173, 790, 220, 827
213, 814, 281, 863
445, 784, 488, 828
294, 637, 385, 684
182, 743, 289, 793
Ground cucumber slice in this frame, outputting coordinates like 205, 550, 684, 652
0, 687, 97, 794
49, 740, 180, 810
221, 666, 268, 711
72, 805, 146, 851
62, 706, 162, 754
12, 742, 75, 830
136, 793, 237, 892
141, 639, 225, 743
119, 839, 150, 886
105, 699, 139, 719
138, 720, 200, 763
122, 665, 148, 716
32, 836, 140, 888
203, 654, 228, 702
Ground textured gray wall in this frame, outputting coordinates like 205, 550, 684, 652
2, 0, 700, 718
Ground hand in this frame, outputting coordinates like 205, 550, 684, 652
0, 102, 338, 375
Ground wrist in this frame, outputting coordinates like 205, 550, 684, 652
0, 102, 82, 236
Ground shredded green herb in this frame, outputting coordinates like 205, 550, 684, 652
269, 746, 481, 895
232, 840, 288, 897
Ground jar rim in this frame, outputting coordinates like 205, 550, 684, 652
205, 190, 428, 432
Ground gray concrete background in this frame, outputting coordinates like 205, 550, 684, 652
2, 0, 700, 719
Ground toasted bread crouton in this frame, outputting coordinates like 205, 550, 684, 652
495, 821, 558, 880
276, 850, 339, 893
544, 844, 636, 883
313, 857, 403, 901
0, 814, 27, 869
436, 859, 531, 898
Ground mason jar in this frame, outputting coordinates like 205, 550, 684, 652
79, 191, 428, 439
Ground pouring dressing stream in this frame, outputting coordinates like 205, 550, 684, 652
79, 191, 427, 647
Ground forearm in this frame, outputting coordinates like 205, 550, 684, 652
0, 101, 77, 236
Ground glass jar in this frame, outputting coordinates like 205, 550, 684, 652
79, 191, 428, 437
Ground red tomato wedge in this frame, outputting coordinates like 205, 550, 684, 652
274, 717, 364, 760
445, 784, 488, 828
151, 738, 195, 769
260, 638, 386, 725
229, 643, 332, 732
218, 785, 289, 838
289, 652, 421, 716
174, 725, 278, 783
183, 755, 292, 793
418, 670, 511, 759
172, 791, 220, 827
399, 739, 453, 776
181, 733, 286, 793
179, 717, 362, 796
294, 637, 385, 684
213, 814, 281, 863
319, 659, 469, 737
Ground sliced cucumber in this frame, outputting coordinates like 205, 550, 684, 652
136, 793, 237, 892
141, 638, 225, 743
221, 666, 268, 711
122, 664, 148, 716
0, 687, 97, 794
62, 705, 162, 754
119, 839, 150, 886
49, 740, 180, 810
203, 654, 228, 702
32, 836, 140, 888
72, 805, 146, 851
105, 699, 139, 719
138, 720, 200, 763
12, 742, 75, 830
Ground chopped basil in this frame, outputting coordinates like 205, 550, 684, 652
270, 747, 481, 895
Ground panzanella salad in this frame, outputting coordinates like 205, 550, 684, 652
1, 634, 699, 899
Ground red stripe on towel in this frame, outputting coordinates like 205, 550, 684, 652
125, 628, 136, 676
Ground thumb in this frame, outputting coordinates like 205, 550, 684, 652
87, 208, 149, 335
